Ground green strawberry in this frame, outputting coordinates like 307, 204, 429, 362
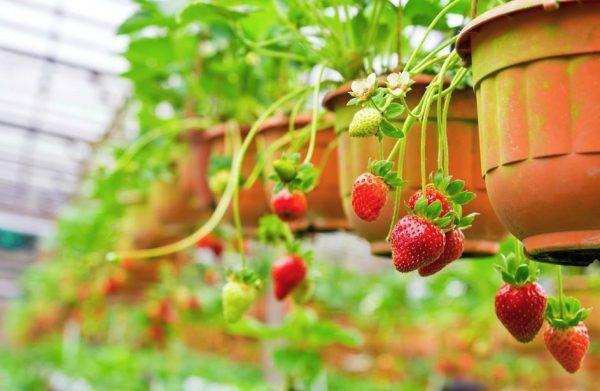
349, 108, 382, 137
222, 280, 256, 323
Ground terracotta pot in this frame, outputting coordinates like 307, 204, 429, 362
259, 114, 349, 231
323, 77, 507, 255
120, 204, 170, 249
179, 128, 214, 210
457, 0, 600, 266
204, 123, 270, 234
149, 178, 203, 226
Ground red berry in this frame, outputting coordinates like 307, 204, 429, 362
351, 173, 388, 221
271, 189, 307, 222
271, 255, 307, 300
407, 186, 452, 216
495, 282, 546, 343
418, 229, 464, 276
391, 215, 445, 273
196, 233, 224, 257
544, 322, 589, 373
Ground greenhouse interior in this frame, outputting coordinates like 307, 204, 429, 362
0, 0, 599, 390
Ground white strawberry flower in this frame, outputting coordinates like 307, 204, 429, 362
350, 73, 377, 101
387, 71, 412, 97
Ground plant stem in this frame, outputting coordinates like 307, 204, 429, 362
386, 137, 406, 241
303, 65, 326, 165
404, 0, 462, 71
396, 3, 403, 64
108, 87, 311, 260
557, 265, 564, 318
232, 187, 246, 268
420, 100, 433, 192
471, 0, 479, 19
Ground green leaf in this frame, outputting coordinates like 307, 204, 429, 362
384, 103, 404, 119
425, 200, 442, 220
514, 264, 529, 285
347, 97, 360, 106
446, 180, 465, 196
379, 118, 404, 139
501, 271, 514, 285
452, 191, 476, 205
414, 196, 428, 214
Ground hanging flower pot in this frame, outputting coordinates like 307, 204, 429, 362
179, 126, 214, 211
259, 114, 349, 232
457, 0, 600, 266
149, 178, 203, 226
323, 77, 507, 255
204, 123, 271, 234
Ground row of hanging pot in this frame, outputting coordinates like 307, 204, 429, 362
155, 0, 598, 268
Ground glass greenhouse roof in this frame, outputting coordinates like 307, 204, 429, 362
0, 0, 135, 235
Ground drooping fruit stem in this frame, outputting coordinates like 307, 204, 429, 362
404, 0, 462, 71
230, 125, 247, 269
386, 136, 407, 241
557, 265, 564, 319
108, 87, 311, 260
303, 64, 326, 165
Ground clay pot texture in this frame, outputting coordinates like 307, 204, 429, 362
259, 114, 349, 232
457, 0, 600, 266
323, 77, 507, 255
204, 123, 270, 233
149, 178, 203, 226
179, 128, 214, 211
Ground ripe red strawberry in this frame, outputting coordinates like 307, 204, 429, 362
271, 255, 307, 300
196, 233, 224, 257
418, 229, 464, 276
544, 322, 589, 373
351, 173, 388, 221
407, 185, 451, 217
271, 189, 307, 222
101, 273, 125, 295
391, 215, 445, 272
543, 295, 591, 373
495, 282, 547, 342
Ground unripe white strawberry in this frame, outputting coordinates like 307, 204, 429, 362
348, 108, 382, 137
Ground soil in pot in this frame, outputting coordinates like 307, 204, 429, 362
204, 123, 271, 234
323, 77, 507, 255
457, 0, 600, 266
259, 114, 349, 232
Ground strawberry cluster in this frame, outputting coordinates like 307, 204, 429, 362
269, 153, 316, 222
391, 170, 476, 275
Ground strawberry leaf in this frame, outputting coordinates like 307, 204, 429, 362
425, 200, 442, 220
385, 103, 404, 119
452, 191, 476, 205
446, 180, 464, 196
380, 118, 404, 139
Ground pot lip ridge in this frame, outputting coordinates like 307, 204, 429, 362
456, 0, 593, 65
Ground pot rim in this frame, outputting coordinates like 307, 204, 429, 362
456, 0, 596, 65
203, 122, 252, 141
321, 73, 437, 112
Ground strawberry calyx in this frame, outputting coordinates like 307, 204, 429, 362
408, 169, 477, 230
494, 253, 539, 286
545, 296, 591, 329
368, 159, 404, 189
272, 154, 299, 183
269, 153, 316, 194
226, 268, 262, 291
